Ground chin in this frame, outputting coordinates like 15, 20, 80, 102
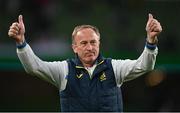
86, 57, 96, 63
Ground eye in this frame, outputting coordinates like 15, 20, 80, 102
80, 41, 87, 46
90, 40, 97, 45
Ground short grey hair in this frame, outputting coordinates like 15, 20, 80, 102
72, 25, 100, 44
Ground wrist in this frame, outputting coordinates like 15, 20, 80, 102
146, 36, 158, 44
145, 40, 157, 50
16, 38, 27, 49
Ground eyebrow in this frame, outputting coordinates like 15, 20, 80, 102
80, 41, 87, 43
80, 39, 97, 43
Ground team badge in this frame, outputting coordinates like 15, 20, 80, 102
100, 72, 106, 81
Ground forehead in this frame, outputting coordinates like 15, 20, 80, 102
75, 28, 99, 41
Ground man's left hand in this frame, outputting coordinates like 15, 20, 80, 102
146, 13, 162, 44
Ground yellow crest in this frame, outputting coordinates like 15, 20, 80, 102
100, 72, 106, 81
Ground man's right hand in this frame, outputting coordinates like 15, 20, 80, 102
8, 15, 25, 44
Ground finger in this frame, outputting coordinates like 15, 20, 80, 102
153, 24, 162, 32
10, 25, 19, 31
147, 19, 154, 29
150, 20, 161, 31
150, 22, 162, 33
149, 20, 156, 31
149, 24, 157, 32
11, 22, 19, 27
8, 29, 19, 36
154, 28, 161, 32
8, 31, 14, 37
10, 23, 20, 33
18, 15, 25, 32
146, 19, 153, 32
8, 31, 16, 37
147, 19, 158, 31
8, 30, 17, 37
158, 23, 162, 32
149, 13, 153, 20
18, 15, 24, 25
146, 13, 154, 30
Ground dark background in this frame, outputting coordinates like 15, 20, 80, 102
0, 0, 180, 112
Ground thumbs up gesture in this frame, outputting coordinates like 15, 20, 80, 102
8, 15, 25, 44
146, 14, 162, 44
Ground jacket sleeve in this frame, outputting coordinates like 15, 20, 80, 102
17, 44, 68, 88
112, 47, 158, 86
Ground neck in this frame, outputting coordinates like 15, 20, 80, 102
82, 62, 94, 68
75, 54, 99, 68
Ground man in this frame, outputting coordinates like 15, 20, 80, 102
8, 14, 162, 112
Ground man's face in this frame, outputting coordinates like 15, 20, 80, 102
72, 28, 100, 67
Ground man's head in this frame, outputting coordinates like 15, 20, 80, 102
72, 25, 100, 67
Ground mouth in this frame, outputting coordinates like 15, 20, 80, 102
85, 52, 95, 57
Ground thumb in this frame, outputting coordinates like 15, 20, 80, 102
18, 15, 25, 33
18, 15, 24, 26
146, 13, 153, 30
148, 13, 153, 21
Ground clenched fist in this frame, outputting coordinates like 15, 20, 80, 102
8, 15, 25, 44
146, 14, 162, 44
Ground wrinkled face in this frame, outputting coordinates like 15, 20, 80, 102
72, 28, 100, 66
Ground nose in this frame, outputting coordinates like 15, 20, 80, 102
86, 43, 93, 50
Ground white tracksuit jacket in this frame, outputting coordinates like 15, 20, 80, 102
17, 44, 158, 91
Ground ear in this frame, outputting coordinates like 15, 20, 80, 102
72, 44, 77, 53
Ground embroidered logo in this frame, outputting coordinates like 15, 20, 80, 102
100, 72, 106, 82
77, 73, 83, 79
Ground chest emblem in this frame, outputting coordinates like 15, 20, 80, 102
77, 73, 83, 79
100, 72, 107, 82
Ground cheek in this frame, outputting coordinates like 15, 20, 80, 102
76, 48, 84, 55
95, 46, 99, 53
74, 46, 81, 53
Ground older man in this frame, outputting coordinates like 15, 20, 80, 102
8, 14, 162, 112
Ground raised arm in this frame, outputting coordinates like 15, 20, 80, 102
8, 15, 68, 88
112, 14, 162, 85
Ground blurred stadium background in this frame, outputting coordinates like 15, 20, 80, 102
0, 0, 180, 112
